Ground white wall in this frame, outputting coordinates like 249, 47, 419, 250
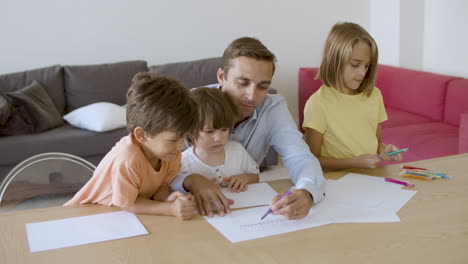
423, 0, 468, 77
370, 0, 468, 78
0, 0, 370, 124
369, 0, 400, 66
400, 0, 425, 70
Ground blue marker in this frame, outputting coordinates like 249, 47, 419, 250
260, 189, 293, 220
385, 148, 410, 156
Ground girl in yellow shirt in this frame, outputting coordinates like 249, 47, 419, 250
303, 22, 403, 170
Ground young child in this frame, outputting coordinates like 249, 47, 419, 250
303, 22, 403, 171
176, 87, 259, 193
64, 73, 198, 220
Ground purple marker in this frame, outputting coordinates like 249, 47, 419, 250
385, 177, 415, 187
260, 189, 293, 220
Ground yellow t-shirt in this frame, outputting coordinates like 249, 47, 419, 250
303, 85, 387, 159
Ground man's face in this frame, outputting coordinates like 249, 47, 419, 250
217, 56, 273, 121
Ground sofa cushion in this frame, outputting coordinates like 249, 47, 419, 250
0, 65, 65, 114
382, 107, 434, 128
444, 78, 468, 127
149, 57, 221, 89
0, 94, 30, 135
382, 122, 459, 162
0, 124, 128, 167
64, 61, 148, 112
64, 102, 126, 132
4, 81, 64, 134
376, 65, 455, 121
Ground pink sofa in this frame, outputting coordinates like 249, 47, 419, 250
298, 65, 468, 162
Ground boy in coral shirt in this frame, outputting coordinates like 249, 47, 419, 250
65, 73, 198, 220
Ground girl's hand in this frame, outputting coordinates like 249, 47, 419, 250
380, 144, 403, 162
170, 195, 196, 220
354, 154, 382, 169
223, 175, 249, 193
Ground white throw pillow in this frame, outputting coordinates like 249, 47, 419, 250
63, 102, 126, 132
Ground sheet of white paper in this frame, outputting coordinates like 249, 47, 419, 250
26, 211, 148, 252
331, 174, 417, 213
205, 174, 415, 243
326, 174, 407, 208
204, 205, 331, 243
221, 183, 278, 209
378, 188, 417, 213
314, 199, 400, 223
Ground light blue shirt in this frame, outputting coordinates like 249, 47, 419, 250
172, 84, 326, 204
228, 93, 326, 204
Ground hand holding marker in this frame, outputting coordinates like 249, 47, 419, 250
380, 148, 410, 159
261, 189, 293, 220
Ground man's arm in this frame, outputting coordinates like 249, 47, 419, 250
267, 97, 326, 217
182, 174, 233, 217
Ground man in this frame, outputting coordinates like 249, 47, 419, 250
174, 37, 326, 220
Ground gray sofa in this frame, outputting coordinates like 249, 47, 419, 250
0, 58, 277, 181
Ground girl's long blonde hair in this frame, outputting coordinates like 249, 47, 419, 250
316, 22, 379, 96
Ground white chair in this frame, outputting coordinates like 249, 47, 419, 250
0, 152, 95, 212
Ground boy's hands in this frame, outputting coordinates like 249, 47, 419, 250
223, 175, 250, 192
168, 191, 196, 220
353, 154, 383, 169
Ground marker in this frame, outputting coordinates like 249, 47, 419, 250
385, 148, 410, 157
404, 169, 449, 178
403, 170, 444, 179
403, 171, 436, 179
385, 177, 415, 187
260, 189, 293, 220
401, 165, 427, 170
402, 173, 434, 181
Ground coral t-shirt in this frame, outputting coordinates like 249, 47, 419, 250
64, 134, 181, 208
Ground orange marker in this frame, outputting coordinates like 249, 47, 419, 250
402, 173, 433, 181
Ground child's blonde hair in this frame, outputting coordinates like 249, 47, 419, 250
187, 87, 238, 146
317, 22, 378, 96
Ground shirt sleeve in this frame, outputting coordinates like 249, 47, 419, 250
302, 93, 327, 134
375, 88, 388, 123
110, 160, 141, 209
269, 97, 327, 204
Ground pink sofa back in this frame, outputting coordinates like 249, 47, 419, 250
298, 68, 321, 132
298, 65, 468, 128
375, 65, 455, 122
445, 78, 468, 126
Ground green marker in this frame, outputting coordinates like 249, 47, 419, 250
385, 148, 410, 156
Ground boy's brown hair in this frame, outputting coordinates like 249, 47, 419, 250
187, 87, 238, 146
317, 22, 379, 96
126, 73, 198, 136
221, 37, 277, 79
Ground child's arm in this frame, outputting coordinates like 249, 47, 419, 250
123, 192, 196, 220
376, 125, 403, 161
223, 173, 259, 192
304, 128, 382, 170
151, 185, 171, 201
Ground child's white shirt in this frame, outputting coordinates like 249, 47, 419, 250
170, 141, 259, 191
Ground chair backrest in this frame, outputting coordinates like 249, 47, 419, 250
0, 152, 95, 212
